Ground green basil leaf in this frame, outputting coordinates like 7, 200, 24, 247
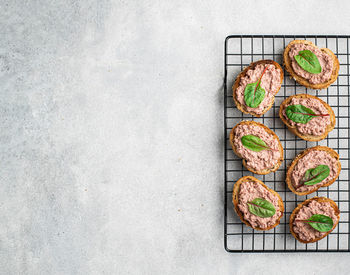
294, 50, 322, 74
303, 214, 333, 232
243, 66, 268, 108
241, 135, 270, 152
285, 104, 315, 124
247, 198, 276, 218
244, 82, 265, 108
303, 165, 330, 185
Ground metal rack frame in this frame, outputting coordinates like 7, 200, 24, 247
224, 35, 350, 253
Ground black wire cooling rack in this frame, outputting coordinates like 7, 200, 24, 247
224, 35, 350, 253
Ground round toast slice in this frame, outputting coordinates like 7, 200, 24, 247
289, 197, 340, 243
232, 60, 284, 117
286, 146, 341, 196
233, 176, 284, 231
283, 40, 339, 89
229, 121, 284, 175
279, 94, 336, 141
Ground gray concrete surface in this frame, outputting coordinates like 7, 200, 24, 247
1, 0, 350, 274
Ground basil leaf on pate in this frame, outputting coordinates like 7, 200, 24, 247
294, 50, 322, 74
241, 135, 271, 152
301, 214, 333, 232
303, 165, 330, 186
247, 198, 276, 218
285, 104, 316, 124
244, 82, 265, 108
244, 66, 268, 108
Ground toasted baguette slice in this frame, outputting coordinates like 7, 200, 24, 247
283, 40, 339, 89
229, 121, 283, 175
286, 146, 341, 196
279, 94, 336, 141
232, 60, 283, 117
290, 197, 340, 243
233, 176, 284, 231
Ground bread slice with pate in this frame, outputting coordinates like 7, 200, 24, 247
229, 121, 283, 175
233, 176, 284, 231
283, 40, 339, 89
232, 60, 283, 117
279, 94, 336, 141
290, 197, 340, 243
286, 146, 341, 196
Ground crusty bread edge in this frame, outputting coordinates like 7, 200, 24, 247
283, 40, 340, 89
285, 146, 341, 196
229, 121, 284, 175
289, 197, 340, 243
279, 94, 336, 141
232, 60, 284, 117
232, 176, 284, 231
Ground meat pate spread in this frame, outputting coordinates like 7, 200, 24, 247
233, 124, 281, 171
291, 150, 338, 193
238, 181, 282, 229
289, 43, 333, 84
293, 200, 337, 242
282, 97, 331, 136
235, 64, 281, 115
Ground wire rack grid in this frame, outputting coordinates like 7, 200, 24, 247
224, 35, 350, 253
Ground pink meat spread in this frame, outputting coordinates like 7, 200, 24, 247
238, 181, 282, 229
282, 97, 330, 136
233, 123, 281, 171
293, 200, 337, 242
235, 64, 281, 115
289, 43, 333, 84
291, 150, 338, 193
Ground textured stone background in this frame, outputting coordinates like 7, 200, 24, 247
1, 0, 350, 274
